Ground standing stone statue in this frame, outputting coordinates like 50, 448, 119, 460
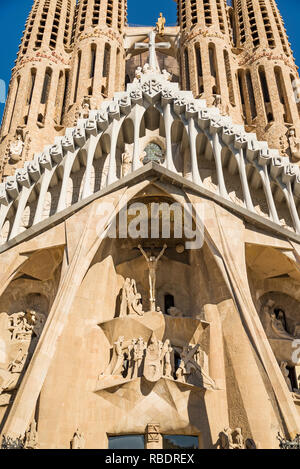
138, 244, 167, 311
288, 128, 300, 161
9, 134, 24, 163
121, 151, 132, 177
71, 429, 85, 449
156, 13, 166, 35
280, 361, 292, 392
112, 337, 125, 376
162, 339, 173, 378
119, 278, 144, 317
132, 337, 146, 378
24, 420, 39, 449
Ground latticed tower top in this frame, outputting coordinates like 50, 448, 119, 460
72, 0, 128, 43
232, 0, 293, 57
17, 0, 75, 60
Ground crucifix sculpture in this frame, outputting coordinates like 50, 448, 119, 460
134, 30, 171, 72
138, 244, 167, 311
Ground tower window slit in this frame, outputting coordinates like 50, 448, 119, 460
40, 69, 52, 105
74, 51, 82, 103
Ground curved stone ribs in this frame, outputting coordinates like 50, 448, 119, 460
0, 71, 300, 245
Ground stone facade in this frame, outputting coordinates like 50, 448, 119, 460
0, 0, 299, 450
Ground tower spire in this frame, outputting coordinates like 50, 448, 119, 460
0, 0, 76, 180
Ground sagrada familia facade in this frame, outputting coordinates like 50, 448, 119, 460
0, 0, 299, 449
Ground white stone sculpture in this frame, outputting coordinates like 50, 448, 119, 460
121, 151, 132, 177
133, 67, 143, 83
9, 135, 24, 162
288, 128, 300, 160
162, 69, 171, 81
71, 429, 85, 449
24, 420, 39, 449
119, 278, 144, 317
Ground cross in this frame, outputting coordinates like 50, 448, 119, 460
134, 30, 171, 72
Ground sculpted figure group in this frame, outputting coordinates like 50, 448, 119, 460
102, 333, 215, 389
219, 427, 256, 450
0, 309, 46, 401
119, 278, 144, 317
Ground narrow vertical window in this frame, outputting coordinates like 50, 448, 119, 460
40, 68, 52, 105
90, 45, 96, 79
103, 44, 111, 78
27, 69, 36, 105
209, 43, 220, 94
246, 70, 257, 120
259, 66, 273, 122
74, 50, 81, 102
184, 48, 190, 91
275, 66, 291, 123
61, 70, 69, 124
195, 44, 203, 95
8, 76, 20, 132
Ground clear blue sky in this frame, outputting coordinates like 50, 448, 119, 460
0, 0, 299, 119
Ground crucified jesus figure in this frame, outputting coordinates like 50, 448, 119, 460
138, 244, 167, 311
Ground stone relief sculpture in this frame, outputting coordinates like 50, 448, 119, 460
262, 300, 298, 341
219, 427, 249, 449
119, 278, 144, 317
9, 134, 24, 163
0, 309, 46, 405
175, 344, 215, 389
280, 361, 292, 392
99, 334, 215, 390
288, 128, 300, 161
71, 429, 85, 449
138, 244, 167, 311
8, 309, 45, 342
24, 420, 39, 450
121, 151, 132, 177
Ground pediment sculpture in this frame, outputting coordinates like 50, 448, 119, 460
97, 333, 216, 391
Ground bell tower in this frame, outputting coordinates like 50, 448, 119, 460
176, 0, 242, 123
233, 0, 300, 157
0, 0, 76, 179
64, 0, 127, 127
